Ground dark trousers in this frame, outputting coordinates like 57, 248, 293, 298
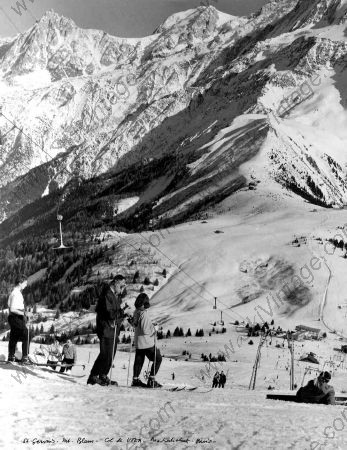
90, 328, 120, 377
60, 358, 74, 373
47, 360, 58, 371
8, 315, 29, 359
296, 387, 335, 405
133, 346, 162, 379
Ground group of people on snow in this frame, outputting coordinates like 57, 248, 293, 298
6, 275, 337, 401
212, 371, 226, 388
87, 275, 162, 388
38, 339, 77, 372
6, 274, 162, 388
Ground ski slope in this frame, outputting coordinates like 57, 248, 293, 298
1, 326, 347, 450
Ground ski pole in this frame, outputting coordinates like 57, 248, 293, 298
109, 321, 117, 383
126, 330, 133, 386
153, 330, 157, 389
26, 314, 30, 360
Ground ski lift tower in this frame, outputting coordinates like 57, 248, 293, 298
54, 215, 72, 250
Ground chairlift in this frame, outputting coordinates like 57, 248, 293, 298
53, 214, 73, 250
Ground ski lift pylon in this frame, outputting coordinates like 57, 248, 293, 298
53, 214, 72, 250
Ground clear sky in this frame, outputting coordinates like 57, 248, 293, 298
0, 0, 269, 38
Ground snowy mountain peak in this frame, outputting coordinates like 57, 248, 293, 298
1, 0, 347, 225
33, 9, 76, 32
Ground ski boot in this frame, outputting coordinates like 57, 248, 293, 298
147, 377, 162, 388
132, 378, 148, 388
87, 375, 108, 386
20, 357, 33, 366
100, 375, 118, 386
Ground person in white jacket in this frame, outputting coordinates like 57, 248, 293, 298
60, 339, 77, 373
40, 339, 62, 370
7, 275, 31, 364
131, 293, 162, 388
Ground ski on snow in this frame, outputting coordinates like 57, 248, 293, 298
115, 384, 211, 393
0, 360, 85, 382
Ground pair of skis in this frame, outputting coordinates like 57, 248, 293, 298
0, 359, 86, 382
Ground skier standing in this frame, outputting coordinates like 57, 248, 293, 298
131, 293, 162, 388
60, 339, 77, 373
87, 275, 127, 386
219, 371, 226, 388
7, 276, 32, 364
212, 372, 220, 388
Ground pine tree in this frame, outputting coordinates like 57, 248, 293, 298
162, 269, 167, 278
166, 330, 171, 338
186, 328, 191, 337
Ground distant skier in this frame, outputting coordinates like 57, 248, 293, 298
60, 339, 77, 373
87, 275, 127, 386
296, 371, 335, 405
172, 372, 175, 381
219, 371, 226, 388
7, 275, 32, 364
212, 372, 220, 388
131, 293, 162, 388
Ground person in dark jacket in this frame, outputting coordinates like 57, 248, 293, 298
296, 371, 335, 405
87, 275, 127, 386
219, 371, 226, 388
212, 372, 220, 388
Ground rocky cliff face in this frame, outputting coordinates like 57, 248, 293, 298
1, 0, 347, 225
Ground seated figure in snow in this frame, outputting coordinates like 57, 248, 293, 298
296, 371, 335, 405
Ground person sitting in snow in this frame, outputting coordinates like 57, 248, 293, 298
40, 339, 62, 370
59, 339, 77, 373
131, 293, 162, 388
296, 371, 335, 405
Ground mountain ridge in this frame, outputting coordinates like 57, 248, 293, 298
0, 0, 347, 231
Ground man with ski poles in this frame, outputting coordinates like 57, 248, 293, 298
87, 275, 128, 386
